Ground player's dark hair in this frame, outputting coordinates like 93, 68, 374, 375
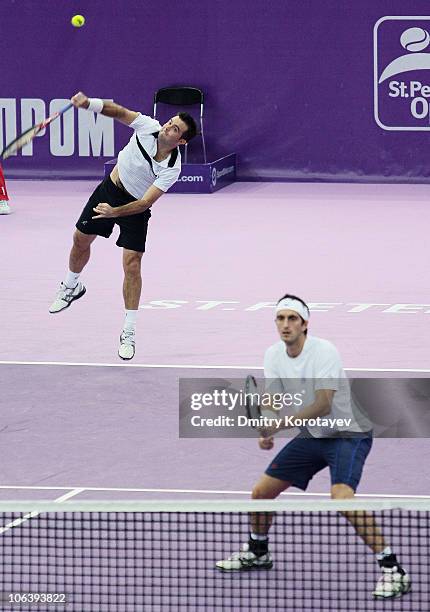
277, 293, 309, 335
178, 112, 198, 142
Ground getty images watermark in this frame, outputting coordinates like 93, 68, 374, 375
179, 379, 367, 438
188, 389, 352, 430
179, 377, 430, 439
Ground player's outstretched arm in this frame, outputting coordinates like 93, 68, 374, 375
70, 91, 139, 125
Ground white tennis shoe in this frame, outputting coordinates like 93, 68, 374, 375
0, 200, 11, 214
216, 543, 273, 571
118, 329, 136, 360
49, 282, 86, 313
373, 566, 411, 598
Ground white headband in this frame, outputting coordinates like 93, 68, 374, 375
276, 298, 310, 321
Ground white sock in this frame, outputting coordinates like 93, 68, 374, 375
124, 309, 138, 332
250, 532, 268, 541
376, 546, 393, 560
64, 270, 80, 288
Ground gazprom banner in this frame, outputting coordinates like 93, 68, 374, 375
2, 2, 430, 182
0, 99, 114, 178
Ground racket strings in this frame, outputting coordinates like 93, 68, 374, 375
1, 127, 40, 159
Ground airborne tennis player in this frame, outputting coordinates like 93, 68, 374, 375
49, 91, 197, 360
216, 293, 411, 600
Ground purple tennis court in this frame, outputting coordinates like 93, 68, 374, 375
0, 180, 429, 611
1, 181, 429, 495
1, 3, 430, 610
1, 180, 430, 369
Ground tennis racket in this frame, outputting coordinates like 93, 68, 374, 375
245, 375, 276, 446
245, 375, 262, 426
0, 102, 73, 160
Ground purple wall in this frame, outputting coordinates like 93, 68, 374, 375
2, 0, 430, 182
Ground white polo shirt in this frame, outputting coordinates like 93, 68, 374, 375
117, 114, 181, 198
264, 336, 371, 437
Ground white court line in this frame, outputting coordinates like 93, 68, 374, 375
0, 360, 429, 373
53, 488, 86, 503
0, 488, 84, 534
0, 485, 429, 500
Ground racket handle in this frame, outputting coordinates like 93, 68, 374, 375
42, 103, 74, 129
58, 102, 74, 114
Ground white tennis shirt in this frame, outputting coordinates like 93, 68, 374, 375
264, 336, 371, 437
117, 114, 181, 198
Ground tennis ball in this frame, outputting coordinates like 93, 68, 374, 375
71, 15, 85, 28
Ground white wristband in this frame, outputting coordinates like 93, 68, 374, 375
87, 98, 104, 113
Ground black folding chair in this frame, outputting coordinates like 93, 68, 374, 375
153, 86, 206, 163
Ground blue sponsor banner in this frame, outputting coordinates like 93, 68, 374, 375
104, 154, 236, 194
375, 16, 430, 131
208, 155, 237, 193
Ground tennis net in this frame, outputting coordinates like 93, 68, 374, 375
0, 499, 428, 611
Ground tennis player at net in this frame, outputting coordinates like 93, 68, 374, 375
49, 92, 197, 360
217, 294, 410, 599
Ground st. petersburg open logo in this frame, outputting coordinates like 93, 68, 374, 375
374, 16, 430, 130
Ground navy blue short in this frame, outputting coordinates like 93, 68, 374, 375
76, 176, 151, 252
265, 433, 373, 492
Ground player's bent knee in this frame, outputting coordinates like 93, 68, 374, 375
124, 260, 142, 277
252, 485, 266, 499
123, 251, 143, 275
252, 476, 288, 500
73, 229, 95, 250
331, 483, 355, 499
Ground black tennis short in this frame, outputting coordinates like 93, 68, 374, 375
76, 176, 151, 252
